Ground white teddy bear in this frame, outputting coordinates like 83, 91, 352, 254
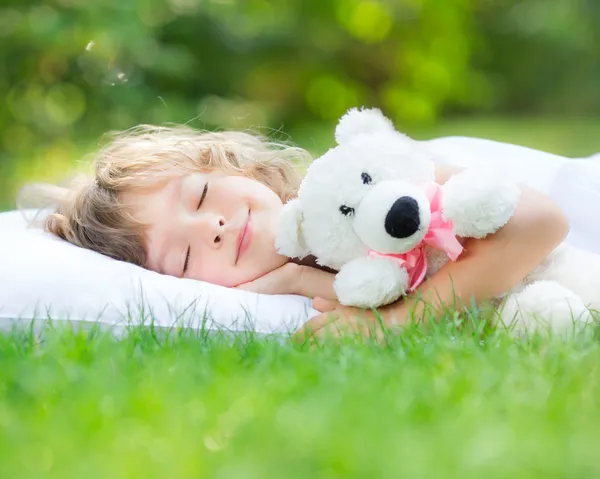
276, 107, 599, 333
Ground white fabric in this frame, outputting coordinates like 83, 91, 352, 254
548, 160, 600, 256
420, 136, 569, 193
421, 136, 600, 256
0, 210, 318, 335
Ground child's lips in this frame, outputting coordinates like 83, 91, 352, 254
235, 210, 252, 264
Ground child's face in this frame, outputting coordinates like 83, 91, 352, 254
126, 171, 289, 287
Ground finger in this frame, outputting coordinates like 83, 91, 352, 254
235, 282, 259, 292
313, 314, 388, 342
295, 310, 340, 339
236, 281, 273, 295
312, 297, 340, 312
312, 320, 359, 342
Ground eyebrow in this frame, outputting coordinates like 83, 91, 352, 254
156, 176, 184, 276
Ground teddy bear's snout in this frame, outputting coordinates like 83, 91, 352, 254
351, 180, 430, 255
385, 196, 420, 239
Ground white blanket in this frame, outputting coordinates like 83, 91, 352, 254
421, 136, 600, 256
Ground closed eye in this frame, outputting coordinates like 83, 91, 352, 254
183, 182, 209, 276
182, 246, 191, 276
197, 182, 209, 210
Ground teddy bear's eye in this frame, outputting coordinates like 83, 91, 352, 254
361, 172, 372, 185
339, 205, 355, 216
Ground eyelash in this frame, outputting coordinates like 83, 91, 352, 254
183, 182, 209, 276
197, 182, 209, 210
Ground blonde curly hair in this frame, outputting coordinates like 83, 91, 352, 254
18, 125, 310, 268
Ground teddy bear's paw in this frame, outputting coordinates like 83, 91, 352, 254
441, 168, 521, 238
499, 280, 594, 337
275, 199, 310, 259
334, 256, 409, 309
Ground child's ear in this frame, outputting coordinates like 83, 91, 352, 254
335, 106, 397, 145
275, 199, 309, 259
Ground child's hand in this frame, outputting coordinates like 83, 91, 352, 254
236, 263, 338, 300
235, 262, 301, 296
294, 297, 388, 343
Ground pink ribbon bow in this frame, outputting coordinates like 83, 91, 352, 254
368, 182, 464, 292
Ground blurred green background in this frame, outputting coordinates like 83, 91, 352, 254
2, 0, 600, 211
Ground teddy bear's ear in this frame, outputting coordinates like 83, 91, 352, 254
274, 199, 310, 259
335, 107, 397, 145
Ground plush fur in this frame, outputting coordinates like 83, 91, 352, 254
276, 107, 599, 333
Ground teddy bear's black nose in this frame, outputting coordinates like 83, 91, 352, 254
385, 196, 420, 239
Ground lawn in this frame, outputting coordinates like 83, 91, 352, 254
1, 320, 600, 478
291, 116, 600, 160
416, 116, 600, 158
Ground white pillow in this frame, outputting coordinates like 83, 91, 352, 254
0, 210, 319, 336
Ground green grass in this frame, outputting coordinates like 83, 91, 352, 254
291, 115, 600, 159
2, 317, 600, 478
409, 116, 600, 158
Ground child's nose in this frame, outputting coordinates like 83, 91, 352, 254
198, 214, 226, 248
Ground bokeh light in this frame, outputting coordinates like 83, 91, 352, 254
1, 0, 600, 210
